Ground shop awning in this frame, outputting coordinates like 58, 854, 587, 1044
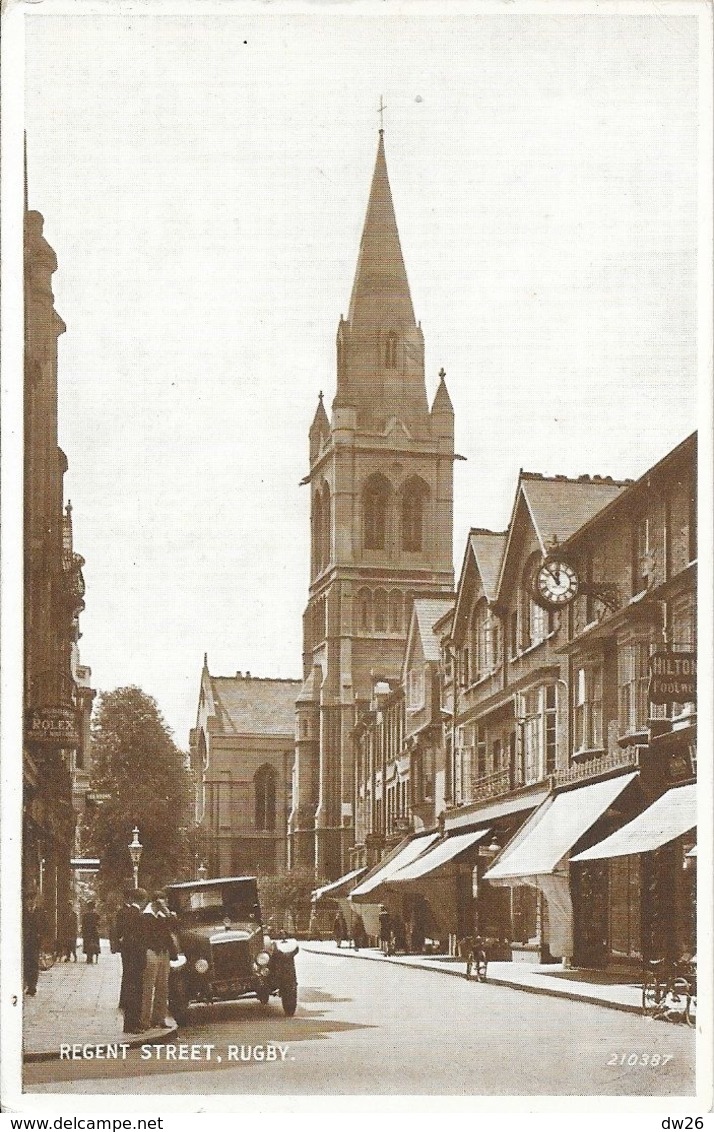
484, 772, 638, 884
311, 866, 367, 903
571, 783, 696, 861
390, 828, 491, 883
350, 832, 440, 903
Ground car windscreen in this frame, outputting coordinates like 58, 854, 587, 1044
169, 883, 260, 925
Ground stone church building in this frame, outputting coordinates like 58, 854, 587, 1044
289, 131, 456, 881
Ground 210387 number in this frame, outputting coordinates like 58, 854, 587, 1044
607, 1053, 673, 1067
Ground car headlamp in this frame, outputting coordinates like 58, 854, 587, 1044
255, 951, 271, 968
195, 957, 209, 974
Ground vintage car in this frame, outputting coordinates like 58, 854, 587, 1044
165, 876, 299, 1022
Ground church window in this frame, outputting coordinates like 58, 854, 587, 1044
313, 492, 323, 575
374, 589, 388, 633
357, 588, 372, 632
389, 590, 403, 633
364, 474, 390, 551
255, 764, 277, 832
385, 330, 398, 369
321, 485, 331, 569
402, 477, 428, 552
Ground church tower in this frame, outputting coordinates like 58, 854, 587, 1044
289, 130, 455, 880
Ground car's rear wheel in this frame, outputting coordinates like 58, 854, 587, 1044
280, 976, 298, 1017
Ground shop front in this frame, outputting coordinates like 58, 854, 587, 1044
484, 772, 640, 965
571, 781, 696, 964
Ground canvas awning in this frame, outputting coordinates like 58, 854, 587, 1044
311, 866, 367, 903
350, 833, 440, 903
571, 783, 696, 862
389, 828, 491, 883
484, 772, 638, 884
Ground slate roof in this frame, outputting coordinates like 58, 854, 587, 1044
521, 475, 629, 549
413, 598, 455, 662
208, 675, 301, 737
468, 531, 508, 602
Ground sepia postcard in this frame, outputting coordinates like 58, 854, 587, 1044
1, 0, 712, 1118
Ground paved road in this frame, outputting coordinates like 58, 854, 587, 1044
25, 948, 696, 1097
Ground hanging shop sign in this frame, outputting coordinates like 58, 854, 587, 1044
648, 652, 696, 705
25, 706, 79, 748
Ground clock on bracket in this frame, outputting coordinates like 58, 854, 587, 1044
529, 554, 580, 610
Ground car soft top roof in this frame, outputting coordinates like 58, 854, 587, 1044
166, 876, 258, 890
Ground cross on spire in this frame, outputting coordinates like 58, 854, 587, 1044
378, 95, 387, 133
439, 367, 446, 380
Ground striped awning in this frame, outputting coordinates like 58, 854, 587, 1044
390, 828, 491, 883
350, 833, 440, 903
571, 784, 696, 861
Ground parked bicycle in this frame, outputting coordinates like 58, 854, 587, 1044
641, 956, 695, 1024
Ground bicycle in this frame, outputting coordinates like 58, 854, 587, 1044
641, 958, 691, 1023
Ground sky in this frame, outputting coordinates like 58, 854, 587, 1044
22, 2, 703, 746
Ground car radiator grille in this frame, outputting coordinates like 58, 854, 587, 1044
211, 939, 252, 982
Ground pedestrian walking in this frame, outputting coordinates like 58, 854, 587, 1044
60, 902, 78, 961
333, 909, 347, 948
23, 891, 43, 996
139, 889, 176, 1030
352, 912, 367, 951
118, 887, 148, 1034
81, 902, 101, 963
379, 905, 392, 956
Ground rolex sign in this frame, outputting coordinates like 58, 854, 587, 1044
648, 652, 697, 705
25, 706, 79, 748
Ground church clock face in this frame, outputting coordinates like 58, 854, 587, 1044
531, 555, 580, 609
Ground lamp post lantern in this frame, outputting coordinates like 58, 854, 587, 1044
198, 862, 208, 881
128, 826, 143, 889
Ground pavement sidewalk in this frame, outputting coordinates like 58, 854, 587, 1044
300, 940, 645, 1015
24, 941, 177, 1062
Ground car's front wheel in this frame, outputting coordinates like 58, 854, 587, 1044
280, 973, 298, 1017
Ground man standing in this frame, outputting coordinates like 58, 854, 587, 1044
23, 891, 43, 996
379, 905, 392, 956
140, 890, 174, 1031
119, 887, 148, 1034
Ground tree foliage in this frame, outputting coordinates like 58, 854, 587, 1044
258, 868, 315, 935
85, 686, 198, 910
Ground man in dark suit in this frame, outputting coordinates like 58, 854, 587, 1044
117, 887, 148, 1034
23, 891, 43, 996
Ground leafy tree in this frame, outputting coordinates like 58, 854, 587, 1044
258, 868, 315, 935
84, 686, 198, 911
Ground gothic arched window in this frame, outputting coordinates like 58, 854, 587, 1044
254, 764, 277, 832
389, 590, 403, 633
321, 484, 331, 569
357, 587, 372, 632
402, 477, 428, 552
363, 473, 390, 551
385, 330, 398, 369
374, 589, 388, 633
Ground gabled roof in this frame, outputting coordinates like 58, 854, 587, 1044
452, 528, 506, 637
402, 597, 454, 681
469, 530, 508, 602
413, 598, 455, 662
496, 472, 630, 600
207, 673, 301, 737
521, 475, 629, 551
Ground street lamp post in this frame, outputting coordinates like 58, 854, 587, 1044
128, 826, 143, 889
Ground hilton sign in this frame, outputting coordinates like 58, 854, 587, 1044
648, 652, 697, 706
25, 706, 79, 748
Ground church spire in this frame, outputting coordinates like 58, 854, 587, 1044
334, 131, 427, 428
347, 131, 415, 329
